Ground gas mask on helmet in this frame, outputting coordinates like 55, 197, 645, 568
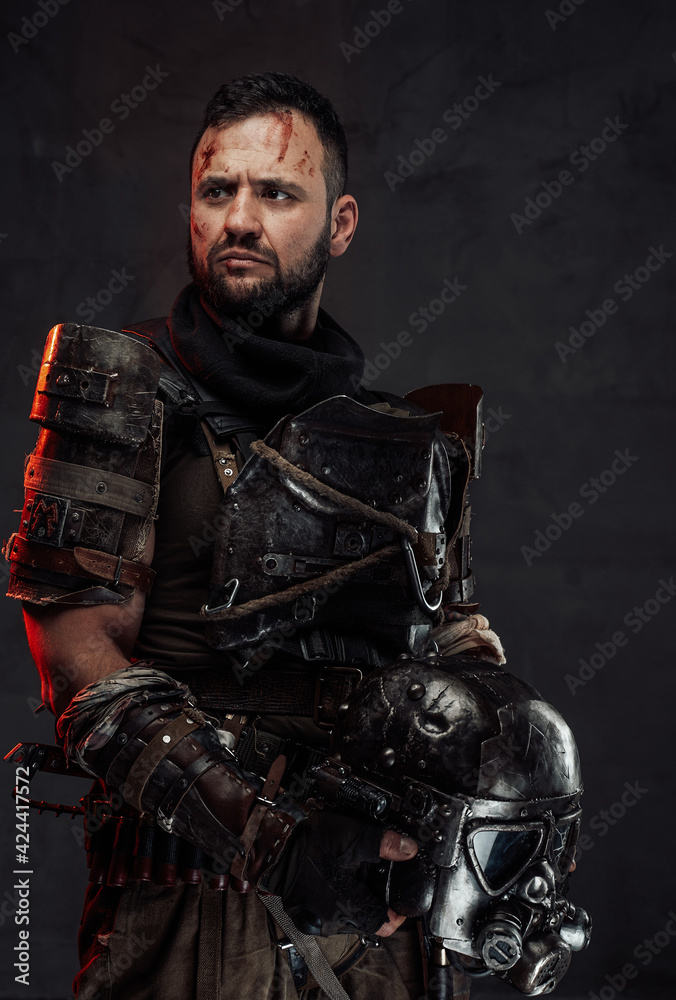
331, 653, 591, 995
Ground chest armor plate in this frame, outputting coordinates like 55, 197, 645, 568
203, 395, 451, 657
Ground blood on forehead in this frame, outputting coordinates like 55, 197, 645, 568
268, 109, 295, 162
195, 140, 217, 183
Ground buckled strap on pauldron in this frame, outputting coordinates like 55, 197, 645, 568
24, 454, 155, 517
6, 533, 156, 595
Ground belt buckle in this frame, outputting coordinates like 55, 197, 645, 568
313, 666, 363, 730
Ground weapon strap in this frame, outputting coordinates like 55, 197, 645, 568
257, 892, 351, 1000
196, 887, 222, 1000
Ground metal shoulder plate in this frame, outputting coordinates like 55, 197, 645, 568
5, 323, 163, 606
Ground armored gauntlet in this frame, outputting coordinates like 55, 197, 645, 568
57, 664, 305, 883
58, 663, 395, 934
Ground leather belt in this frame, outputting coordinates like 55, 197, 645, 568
184, 664, 364, 728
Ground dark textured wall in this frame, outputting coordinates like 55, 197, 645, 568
1, 1, 674, 997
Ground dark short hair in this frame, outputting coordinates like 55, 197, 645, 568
190, 72, 348, 206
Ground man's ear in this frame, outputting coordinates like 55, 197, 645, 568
330, 194, 358, 258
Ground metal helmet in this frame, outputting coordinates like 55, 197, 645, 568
333, 653, 591, 995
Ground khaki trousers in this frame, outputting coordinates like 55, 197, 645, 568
74, 880, 426, 1000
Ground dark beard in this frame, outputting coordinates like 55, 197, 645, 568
187, 217, 332, 328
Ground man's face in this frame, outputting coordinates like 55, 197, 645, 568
188, 112, 335, 325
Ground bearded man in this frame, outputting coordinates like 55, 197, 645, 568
7, 72, 498, 999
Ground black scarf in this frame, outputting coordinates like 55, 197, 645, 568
167, 283, 365, 424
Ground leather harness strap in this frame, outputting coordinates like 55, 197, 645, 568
6, 534, 156, 595
199, 419, 239, 493
230, 754, 287, 883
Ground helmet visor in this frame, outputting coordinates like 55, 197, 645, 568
468, 824, 544, 895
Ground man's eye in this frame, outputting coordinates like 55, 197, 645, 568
265, 189, 290, 201
205, 187, 227, 199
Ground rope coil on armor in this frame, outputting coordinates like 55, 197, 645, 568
252, 439, 419, 543
200, 439, 421, 621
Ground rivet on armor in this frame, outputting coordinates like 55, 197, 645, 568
186, 719, 194, 724
134, 493, 143, 503
417, 760, 427, 770
218, 457, 227, 465
261, 744, 270, 754
224, 468, 233, 476
397, 653, 410, 660
407, 682, 426, 700
232, 503, 239, 510
520, 808, 528, 817
394, 474, 403, 483
389, 493, 403, 505
337, 702, 350, 719
421, 450, 431, 460
162, 735, 171, 744
425, 650, 440, 661
321, 466, 331, 475
117, 734, 127, 745
414, 478, 426, 491
265, 558, 277, 570
68, 529, 76, 539
179, 778, 188, 788
28, 468, 34, 477
380, 747, 396, 768
293, 504, 302, 512
95, 482, 107, 494
71, 512, 80, 521
160, 704, 171, 711
299, 433, 309, 446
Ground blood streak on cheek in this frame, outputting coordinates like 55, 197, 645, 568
270, 110, 294, 162
191, 218, 205, 238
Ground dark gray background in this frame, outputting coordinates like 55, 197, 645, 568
1, 0, 674, 997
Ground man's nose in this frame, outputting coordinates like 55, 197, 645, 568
513, 859, 556, 906
223, 191, 263, 239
